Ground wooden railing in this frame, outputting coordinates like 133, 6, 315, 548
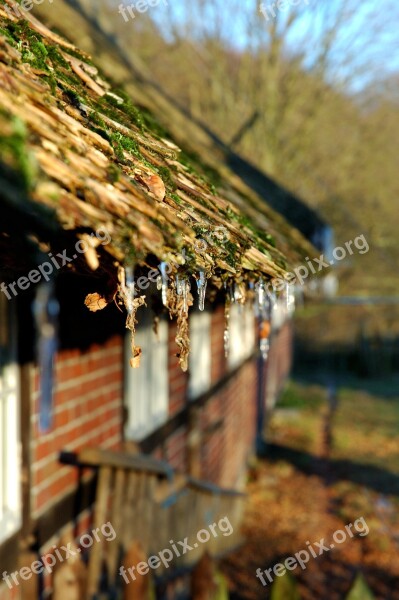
61, 447, 246, 599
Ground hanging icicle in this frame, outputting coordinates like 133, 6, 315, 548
176, 275, 191, 314
158, 262, 169, 306
255, 279, 273, 361
260, 336, 270, 361
228, 282, 235, 304
125, 264, 135, 310
196, 271, 207, 311
33, 282, 59, 433
285, 281, 295, 317
118, 265, 146, 368
254, 279, 265, 318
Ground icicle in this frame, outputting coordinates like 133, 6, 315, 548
182, 282, 189, 314
254, 279, 265, 318
269, 289, 277, 319
260, 337, 270, 360
229, 283, 235, 303
285, 281, 295, 316
176, 275, 191, 314
158, 262, 169, 306
33, 282, 59, 433
125, 265, 135, 312
118, 265, 146, 368
255, 279, 274, 320
196, 271, 207, 311
254, 279, 274, 361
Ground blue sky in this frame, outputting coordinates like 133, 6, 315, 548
147, 0, 399, 92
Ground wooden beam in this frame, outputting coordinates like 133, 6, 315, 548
76, 447, 172, 476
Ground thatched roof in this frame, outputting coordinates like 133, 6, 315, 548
0, 1, 316, 285
0, 2, 321, 369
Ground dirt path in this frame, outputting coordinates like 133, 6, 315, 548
220, 383, 399, 599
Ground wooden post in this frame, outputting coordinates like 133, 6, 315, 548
86, 466, 112, 599
107, 467, 125, 584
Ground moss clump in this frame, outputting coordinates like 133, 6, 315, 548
46, 45, 70, 69
56, 69, 82, 88
225, 207, 277, 249
109, 131, 140, 162
42, 74, 57, 94
156, 165, 174, 190
0, 115, 37, 190
110, 131, 139, 153
3, 20, 84, 103
179, 148, 222, 192
88, 111, 106, 129
21, 39, 48, 70
4, 19, 32, 43
7, 21, 51, 72
107, 163, 121, 183
0, 26, 17, 47
170, 192, 181, 205
61, 46, 96, 67
97, 91, 144, 131
257, 230, 276, 248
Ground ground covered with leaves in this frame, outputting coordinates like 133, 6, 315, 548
221, 379, 399, 599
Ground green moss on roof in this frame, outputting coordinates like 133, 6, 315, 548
0, 113, 37, 190
98, 90, 144, 130
0, 9, 315, 285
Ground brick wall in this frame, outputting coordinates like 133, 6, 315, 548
162, 309, 293, 490
201, 360, 258, 488
165, 426, 187, 471
31, 335, 124, 517
162, 305, 259, 489
29, 309, 292, 522
19, 304, 292, 600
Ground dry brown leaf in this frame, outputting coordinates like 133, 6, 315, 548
84, 293, 108, 311
135, 173, 166, 201
129, 346, 142, 369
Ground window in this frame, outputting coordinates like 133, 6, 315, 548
0, 294, 21, 543
228, 303, 256, 369
124, 313, 169, 441
188, 311, 212, 399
